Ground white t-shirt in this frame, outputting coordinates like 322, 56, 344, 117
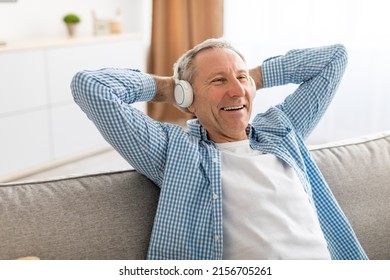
215, 140, 331, 260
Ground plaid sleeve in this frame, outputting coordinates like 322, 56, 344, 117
71, 68, 167, 185
262, 45, 348, 139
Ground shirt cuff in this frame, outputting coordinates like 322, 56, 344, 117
261, 55, 286, 88
136, 72, 156, 102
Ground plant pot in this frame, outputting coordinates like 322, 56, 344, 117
66, 23, 77, 37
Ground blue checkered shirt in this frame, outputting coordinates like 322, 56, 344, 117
71, 44, 368, 260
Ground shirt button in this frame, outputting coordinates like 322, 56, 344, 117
212, 157, 218, 163
215, 235, 220, 241
213, 193, 219, 200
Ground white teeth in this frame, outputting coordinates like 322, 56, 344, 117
222, 105, 244, 111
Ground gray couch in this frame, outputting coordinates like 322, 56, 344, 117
1, 132, 389, 260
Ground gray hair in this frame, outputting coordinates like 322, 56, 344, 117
173, 38, 246, 83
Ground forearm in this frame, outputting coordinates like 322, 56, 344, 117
71, 68, 156, 108
261, 44, 348, 138
151, 75, 175, 104
249, 66, 264, 90
71, 68, 168, 183
262, 44, 347, 89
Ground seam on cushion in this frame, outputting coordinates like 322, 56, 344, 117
0, 169, 136, 187
309, 131, 390, 152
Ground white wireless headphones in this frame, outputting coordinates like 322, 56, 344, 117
174, 79, 194, 108
174, 76, 257, 108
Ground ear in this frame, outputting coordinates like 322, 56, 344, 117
249, 76, 256, 99
177, 105, 195, 115
187, 103, 196, 114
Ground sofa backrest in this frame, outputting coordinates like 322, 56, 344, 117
0, 170, 160, 260
0, 131, 389, 260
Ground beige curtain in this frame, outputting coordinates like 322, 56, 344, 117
147, 0, 224, 125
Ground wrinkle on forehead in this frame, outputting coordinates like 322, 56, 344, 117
193, 48, 248, 82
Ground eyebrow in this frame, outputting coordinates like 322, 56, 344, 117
207, 69, 249, 79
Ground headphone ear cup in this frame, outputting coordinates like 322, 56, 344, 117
174, 80, 194, 108
250, 76, 256, 99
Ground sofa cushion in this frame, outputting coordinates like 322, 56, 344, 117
309, 131, 390, 260
0, 170, 159, 260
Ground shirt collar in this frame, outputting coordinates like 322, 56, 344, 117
187, 119, 208, 141
187, 119, 253, 142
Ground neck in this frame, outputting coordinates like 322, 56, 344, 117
208, 130, 249, 143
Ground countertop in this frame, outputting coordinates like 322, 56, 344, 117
0, 33, 141, 53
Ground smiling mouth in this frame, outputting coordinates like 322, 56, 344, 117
222, 105, 245, 111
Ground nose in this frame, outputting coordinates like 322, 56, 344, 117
227, 78, 245, 98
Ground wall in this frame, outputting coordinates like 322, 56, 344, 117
224, 0, 390, 144
0, 0, 152, 44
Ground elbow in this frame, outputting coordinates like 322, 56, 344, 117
334, 44, 348, 70
325, 44, 348, 81
70, 70, 93, 104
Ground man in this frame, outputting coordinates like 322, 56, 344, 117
71, 38, 367, 260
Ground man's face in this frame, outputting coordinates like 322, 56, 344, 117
188, 48, 254, 143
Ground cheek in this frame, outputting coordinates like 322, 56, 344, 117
191, 88, 223, 114
188, 94, 202, 114
191, 100, 217, 121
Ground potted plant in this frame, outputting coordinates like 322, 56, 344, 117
63, 13, 81, 37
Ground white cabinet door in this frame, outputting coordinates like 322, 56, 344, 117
47, 38, 145, 160
0, 50, 47, 114
0, 110, 51, 177
49, 103, 108, 160
46, 39, 145, 105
